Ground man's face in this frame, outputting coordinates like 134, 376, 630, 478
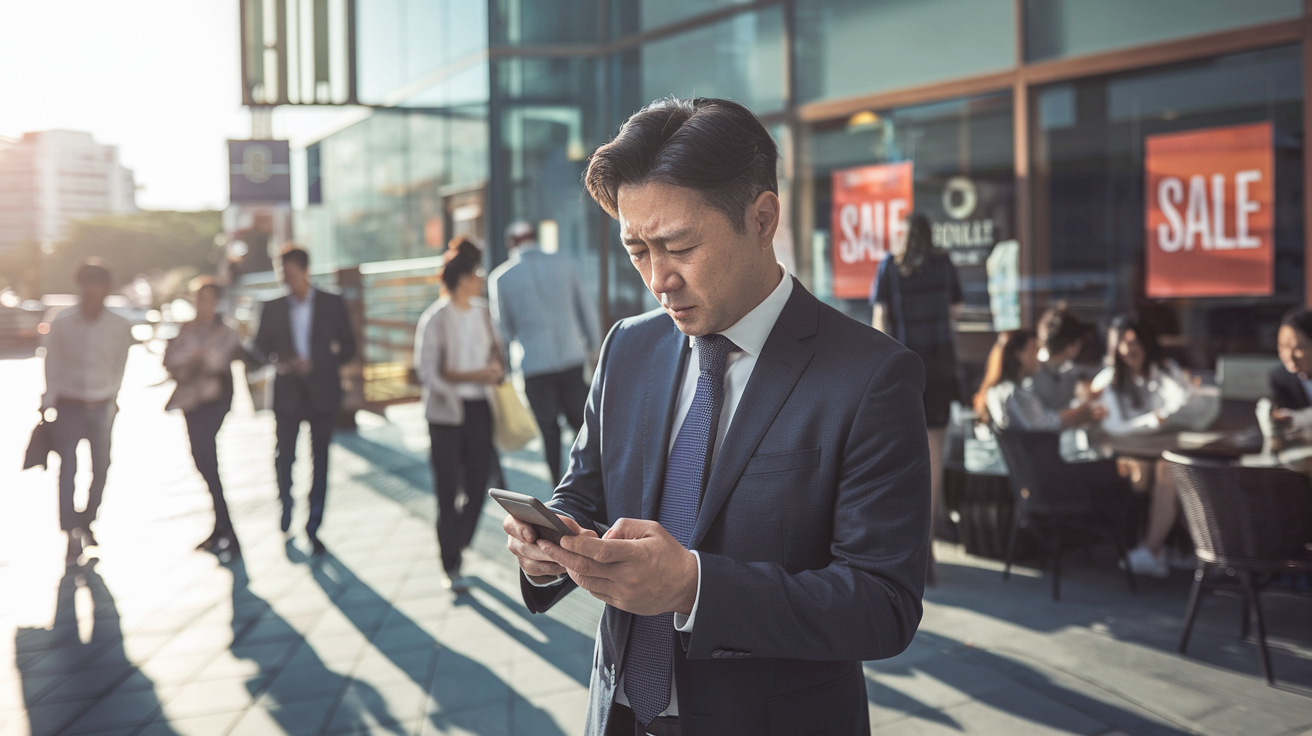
1278, 325, 1312, 376
617, 182, 778, 337
79, 280, 110, 308
282, 261, 310, 296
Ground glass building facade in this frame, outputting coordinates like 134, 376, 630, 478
293, 0, 1312, 370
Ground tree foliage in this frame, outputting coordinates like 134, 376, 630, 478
43, 210, 223, 294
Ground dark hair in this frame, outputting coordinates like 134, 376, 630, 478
190, 275, 222, 299
440, 236, 483, 293
974, 330, 1035, 421
280, 246, 309, 271
1037, 305, 1087, 356
895, 212, 936, 277
75, 257, 112, 287
1110, 318, 1164, 410
1281, 307, 1312, 342
584, 97, 778, 233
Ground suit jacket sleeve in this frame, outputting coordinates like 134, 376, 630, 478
250, 301, 278, 366
332, 294, 357, 365
687, 348, 930, 662
1270, 366, 1305, 409
519, 321, 620, 613
572, 266, 601, 353
489, 275, 515, 369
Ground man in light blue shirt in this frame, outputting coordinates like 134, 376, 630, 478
488, 221, 601, 484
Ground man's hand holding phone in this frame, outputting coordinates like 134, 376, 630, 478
504, 511, 596, 583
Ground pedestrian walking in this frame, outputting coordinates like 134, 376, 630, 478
414, 237, 505, 592
163, 277, 243, 558
250, 246, 357, 556
488, 221, 600, 485
871, 211, 961, 582
41, 258, 133, 565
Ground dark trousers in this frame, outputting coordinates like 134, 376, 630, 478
50, 401, 116, 532
523, 366, 588, 485
185, 400, 233, 537
429, 400, 495, 574
275, 409, 335, 540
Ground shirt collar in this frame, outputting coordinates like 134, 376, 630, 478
688, 263, 792, 358
289, 289, 314, 307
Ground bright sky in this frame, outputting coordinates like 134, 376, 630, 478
0, 0, 351, 211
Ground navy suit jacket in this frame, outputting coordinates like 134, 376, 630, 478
251, 289, 357, 417
521, 279, 931, 736
1269, 365, 1310, 410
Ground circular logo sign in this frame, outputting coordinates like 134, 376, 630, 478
942, 176, 977, 221
243, 144, 273, 184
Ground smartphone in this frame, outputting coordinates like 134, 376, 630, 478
489, 488, 576, 543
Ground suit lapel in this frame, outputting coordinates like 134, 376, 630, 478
641, 323, 691, 521
691, 283, 818, 549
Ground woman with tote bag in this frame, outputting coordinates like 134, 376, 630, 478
414, 237, 507, 593
163, 278, 243, 559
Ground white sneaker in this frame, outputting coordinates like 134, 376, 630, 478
1122, 546, 1169, 579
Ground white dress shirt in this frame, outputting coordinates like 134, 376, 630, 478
288, 290, 315, 362
41, 306, 133, 408
612, 264, 794, 718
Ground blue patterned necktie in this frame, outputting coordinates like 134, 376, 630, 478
624, 333, 737, 726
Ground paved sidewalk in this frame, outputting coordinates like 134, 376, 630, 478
1, 346, 1310, 735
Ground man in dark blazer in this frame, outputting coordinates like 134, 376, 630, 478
1272, 307, 1312, 411
251, 247, 357, 555
503, 98, 930, 736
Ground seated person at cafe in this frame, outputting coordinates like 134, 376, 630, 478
1271, 308, 1312, 428
975, 329, 1106, 431
1101, 319, 1191, 579
1090, 316, 1130, 394
1032, 305, 1096, 410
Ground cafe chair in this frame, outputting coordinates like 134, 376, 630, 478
1162, 451, 1312, 686
993, 428, 1138, 601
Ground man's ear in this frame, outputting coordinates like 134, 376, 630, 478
749, 190, 781, 248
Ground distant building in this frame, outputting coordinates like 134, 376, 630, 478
0, 130, 137, 254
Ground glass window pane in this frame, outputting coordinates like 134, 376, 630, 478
494, 57, 604, 311
795, 0, 1014, 105
494, 0, 599, 45
358, 0, 489, 104
805, 93, 1014, 331
1026, 0, 1302, 62
609, 0, 753, 37
628, 7, 785, 115
1034, 46, 1303, 364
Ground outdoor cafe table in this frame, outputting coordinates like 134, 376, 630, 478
1102, 428, 1263, 462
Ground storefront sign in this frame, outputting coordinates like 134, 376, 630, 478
1144, 122, 1274, 298
830, 162, 913, 299
921, 173, 1014, 326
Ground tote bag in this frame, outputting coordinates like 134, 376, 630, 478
478, 308, 539, 452
490, 380, 538, 452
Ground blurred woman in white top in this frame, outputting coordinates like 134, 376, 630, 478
414, 237, 505, 592
1101, 320, 1196, 436
1101, 319, 1188, 578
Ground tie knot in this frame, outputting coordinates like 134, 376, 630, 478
695, 334, 738, 376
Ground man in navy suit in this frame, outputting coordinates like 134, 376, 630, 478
503, 97, 930, 735
251, 247, 357, 555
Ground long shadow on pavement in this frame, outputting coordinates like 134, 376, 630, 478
15, 560, 182, 736
293, 546, 569, 735
459, 578, 595, 687
930, 559, 1312, 690
867, 630, 1195, 735
228, 559, 407, 736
